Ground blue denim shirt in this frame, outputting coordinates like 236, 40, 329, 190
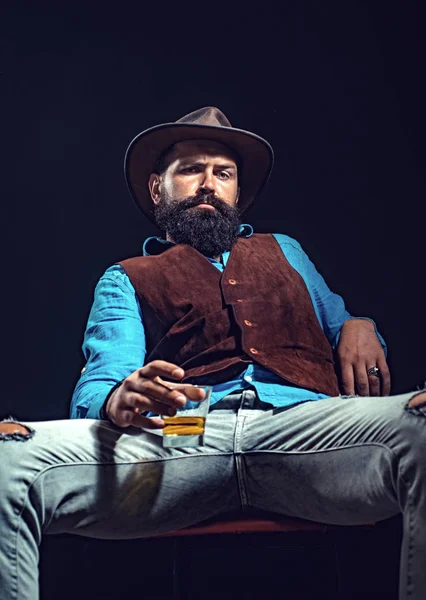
70, 225, 386, 419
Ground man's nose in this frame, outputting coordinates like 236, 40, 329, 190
198, 170, 216, 194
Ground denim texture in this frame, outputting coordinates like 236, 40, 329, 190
1, 389, 425, 599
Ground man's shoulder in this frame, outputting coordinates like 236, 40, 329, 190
247, 232, 301, 246
260, 232, 304, 254
118, 255, 147, 267
94, 264, 137, 295
271, 232, 301, 246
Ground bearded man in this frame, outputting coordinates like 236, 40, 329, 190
1, 107, 426, 600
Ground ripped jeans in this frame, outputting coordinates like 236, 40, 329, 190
1, 388, 426, 600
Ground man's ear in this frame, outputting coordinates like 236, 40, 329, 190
149, 173, 161, 204
235, 187, 241, 205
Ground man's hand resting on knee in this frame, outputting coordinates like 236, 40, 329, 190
104, 360, 206, 429
337, 319, 391, 396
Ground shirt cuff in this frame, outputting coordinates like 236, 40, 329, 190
85, 394, 108, 420
85, 381, 124, 420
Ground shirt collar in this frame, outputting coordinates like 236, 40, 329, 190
142, 223, 254, 257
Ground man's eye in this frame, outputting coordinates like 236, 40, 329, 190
217, 171, 230, 179
181, 167, 198, 174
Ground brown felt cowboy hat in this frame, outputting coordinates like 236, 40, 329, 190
124, 106, 274, 223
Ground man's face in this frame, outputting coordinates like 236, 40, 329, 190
149, 140, 241, 258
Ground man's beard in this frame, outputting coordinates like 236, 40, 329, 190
154, 190, 242, 258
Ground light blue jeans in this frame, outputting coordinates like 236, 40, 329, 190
1, 388, 425, 599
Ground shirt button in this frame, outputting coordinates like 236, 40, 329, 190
249, 348, 259, 354
228, 279, 237, 285
244, 320, 253, 327
244, 375, 253, 382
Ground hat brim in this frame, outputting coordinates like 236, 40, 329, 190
124, 122, 274, 223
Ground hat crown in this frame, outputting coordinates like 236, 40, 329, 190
176, 106, 232, 128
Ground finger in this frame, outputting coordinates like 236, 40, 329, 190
128, 412, 165, 430
127, 379, 188, 409
109, 406, 165, 429
139, 361, 185, 381
123, 390, 181, 417
128, 394, 178, 417
340, 363, 355, 395
111, 406, 166, 429
377, 357, 391, 396
354, 364, 370, 396
366, 364, 381, 397
154, 378, 206, 401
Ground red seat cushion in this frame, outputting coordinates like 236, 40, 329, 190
154, 515, 333, 538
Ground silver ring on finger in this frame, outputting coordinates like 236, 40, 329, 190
367, 366, 381, 378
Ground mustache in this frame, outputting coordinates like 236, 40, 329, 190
177, 193, 228, 213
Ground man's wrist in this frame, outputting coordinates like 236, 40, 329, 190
100, 381, 123, 420
343, 318, 375, 330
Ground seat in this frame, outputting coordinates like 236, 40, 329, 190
153, 512, 376, 600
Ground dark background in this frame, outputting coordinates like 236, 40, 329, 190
2, 2, 425, 418
1, 3, 423, 598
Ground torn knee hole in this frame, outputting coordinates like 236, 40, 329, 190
405, 392, 426, 416
0, 422, 30, 434
408, 392, 426, 409
0, 418, 34, 440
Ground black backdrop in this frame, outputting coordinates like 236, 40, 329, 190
2, 2, 425, 422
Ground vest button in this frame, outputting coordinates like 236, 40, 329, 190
249, 348, 259, 354
236, 299, 244, 303
244, 320, 253, 327
228, 279, 237, 285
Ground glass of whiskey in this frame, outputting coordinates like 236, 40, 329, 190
162, 385, 212, 448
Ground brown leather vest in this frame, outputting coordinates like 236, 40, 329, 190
119, 233, 340, 396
